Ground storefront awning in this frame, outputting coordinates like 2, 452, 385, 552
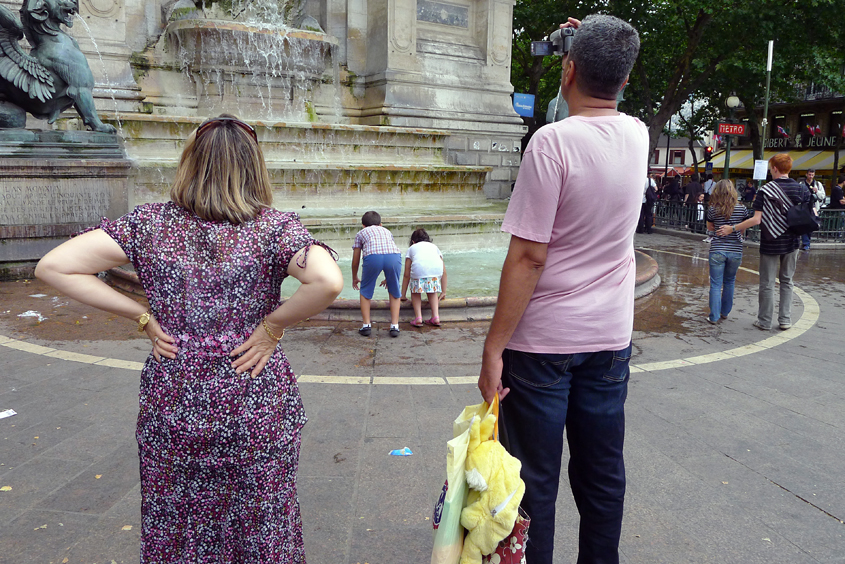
709, 149, 845, 171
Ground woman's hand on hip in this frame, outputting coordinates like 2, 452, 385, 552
230, 324, 279, 377
145, 316, 177, 362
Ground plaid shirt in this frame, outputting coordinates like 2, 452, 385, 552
353, 225, 401, 257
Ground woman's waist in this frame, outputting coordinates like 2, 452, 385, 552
167, 331, 252, 357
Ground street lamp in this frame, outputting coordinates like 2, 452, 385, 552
723, 94, 740, 180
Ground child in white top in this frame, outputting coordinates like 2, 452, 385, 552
401, 228, 447, 327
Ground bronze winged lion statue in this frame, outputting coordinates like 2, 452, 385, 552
0, 0, 116, 132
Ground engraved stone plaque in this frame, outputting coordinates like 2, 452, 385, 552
417, 0, 469, 28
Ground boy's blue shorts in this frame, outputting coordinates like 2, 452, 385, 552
360, 253, 402, 300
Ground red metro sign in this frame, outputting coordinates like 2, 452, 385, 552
718, 123, 747, 136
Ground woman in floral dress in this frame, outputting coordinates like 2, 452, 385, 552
35, 115, 344, 562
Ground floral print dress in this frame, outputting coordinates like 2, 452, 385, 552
98, 202, 333, 563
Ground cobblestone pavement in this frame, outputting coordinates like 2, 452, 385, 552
1, 232, 844, 564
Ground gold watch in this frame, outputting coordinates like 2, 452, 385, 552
137, 311, 151, 333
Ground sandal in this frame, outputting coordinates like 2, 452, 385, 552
410, 317, 424, 327
425, 316, 441, 327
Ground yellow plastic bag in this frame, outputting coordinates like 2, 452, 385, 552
430, 402, 491, 564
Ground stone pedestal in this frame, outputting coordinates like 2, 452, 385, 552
0, 131, 131, 277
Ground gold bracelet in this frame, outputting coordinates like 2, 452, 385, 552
137, 311, 151, 333
262, 319, 285, 342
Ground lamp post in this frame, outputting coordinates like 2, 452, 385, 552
724, 95, 740, 180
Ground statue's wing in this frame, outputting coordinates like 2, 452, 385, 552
0, 27, 54, 103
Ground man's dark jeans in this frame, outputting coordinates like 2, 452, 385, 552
500, 344, 631, 564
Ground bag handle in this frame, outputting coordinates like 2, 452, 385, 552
488, 394, 500, 442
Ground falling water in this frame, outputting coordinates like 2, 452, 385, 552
74, 14, 123, 135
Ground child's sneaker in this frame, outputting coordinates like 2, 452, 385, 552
359, 324, 372, 336
702, 236, 713, 243
389, 325, 400, 338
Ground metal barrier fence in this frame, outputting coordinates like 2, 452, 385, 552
652, 201, 845, 243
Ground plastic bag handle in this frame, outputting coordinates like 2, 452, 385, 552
490, 393, 500, 442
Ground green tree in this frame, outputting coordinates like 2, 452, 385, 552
617, 0, 845, 154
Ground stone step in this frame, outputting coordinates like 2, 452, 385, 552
98, 114, 454, 166
132, 163, 495, 213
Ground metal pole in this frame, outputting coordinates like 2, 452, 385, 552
724, 132, 732, 180
760, 40, 774, 160
664, 116, 671, 177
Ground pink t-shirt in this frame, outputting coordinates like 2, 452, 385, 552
502, 114, 648, 354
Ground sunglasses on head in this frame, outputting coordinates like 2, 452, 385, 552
196, 117, 258, 142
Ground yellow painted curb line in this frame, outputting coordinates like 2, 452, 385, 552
0, 249, 820, 382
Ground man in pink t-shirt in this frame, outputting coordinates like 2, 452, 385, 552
478, 15, 647, 564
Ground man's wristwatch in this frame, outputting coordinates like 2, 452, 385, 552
137, 311, 151, 333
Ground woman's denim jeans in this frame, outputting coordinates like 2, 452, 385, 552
500, 344, 631, 564
708, 251, 743, 322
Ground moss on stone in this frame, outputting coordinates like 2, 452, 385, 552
305, 101, 317, 122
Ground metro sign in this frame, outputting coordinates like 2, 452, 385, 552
718, 123, 746, 136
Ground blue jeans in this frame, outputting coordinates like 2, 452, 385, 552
708, 251, 742, 322
801, 233, 811, 249
500, 344, 631, 564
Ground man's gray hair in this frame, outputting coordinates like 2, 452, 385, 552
569, 15, 640, 100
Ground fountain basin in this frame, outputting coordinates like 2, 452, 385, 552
106, 250, 659, 322
168, 19, 338, 76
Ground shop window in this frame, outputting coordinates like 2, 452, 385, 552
651, 150, 660, 164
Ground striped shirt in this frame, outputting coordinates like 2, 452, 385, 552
707, 204, 749, 254
752, 178, 808, 255
352, 225, 401, 257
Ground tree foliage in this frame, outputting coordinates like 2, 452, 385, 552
511, 0, 845, 155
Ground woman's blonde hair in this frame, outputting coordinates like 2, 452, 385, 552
170, 114, 273, 224
709, 179, 738, 221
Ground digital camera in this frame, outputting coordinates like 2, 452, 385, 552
530, 27, 574, 57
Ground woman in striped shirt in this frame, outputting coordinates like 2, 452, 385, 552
705, 180, 749, 323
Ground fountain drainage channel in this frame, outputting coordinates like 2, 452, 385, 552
106, 250, 661, 322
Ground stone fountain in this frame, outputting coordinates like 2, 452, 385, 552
0, 0, 524, 263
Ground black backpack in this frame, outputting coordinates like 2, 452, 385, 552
785, 185, 819, 236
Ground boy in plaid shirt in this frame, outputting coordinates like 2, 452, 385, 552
351, 211, 402, 337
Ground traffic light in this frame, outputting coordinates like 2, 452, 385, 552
704, 146, 714, 161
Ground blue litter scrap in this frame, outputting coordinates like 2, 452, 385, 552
389, 447, 413, 456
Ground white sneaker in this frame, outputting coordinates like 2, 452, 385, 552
702, 237, 713, 243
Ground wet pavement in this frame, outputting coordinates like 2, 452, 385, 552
1, 232, 844, 563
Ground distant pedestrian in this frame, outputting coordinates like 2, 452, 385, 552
799, 168, 825, 250
401, 228, 447, 327
742, 179, 757, 202
702, 172, 715, 201
706, 180, 749, 323
351, 211, 403, 337
637, 175, 657, 234
718, 153, 809, 331
683, 172, 703, 205
824, 175, 845, 239
666, 176, 682, 201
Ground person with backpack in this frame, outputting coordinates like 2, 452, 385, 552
717, 153, 809, 331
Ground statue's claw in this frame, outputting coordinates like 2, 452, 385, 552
94, 123, 117, 134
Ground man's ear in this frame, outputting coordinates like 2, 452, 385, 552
562, 59, 575, 88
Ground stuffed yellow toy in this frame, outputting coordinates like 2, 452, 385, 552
459, 401, 525, 564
